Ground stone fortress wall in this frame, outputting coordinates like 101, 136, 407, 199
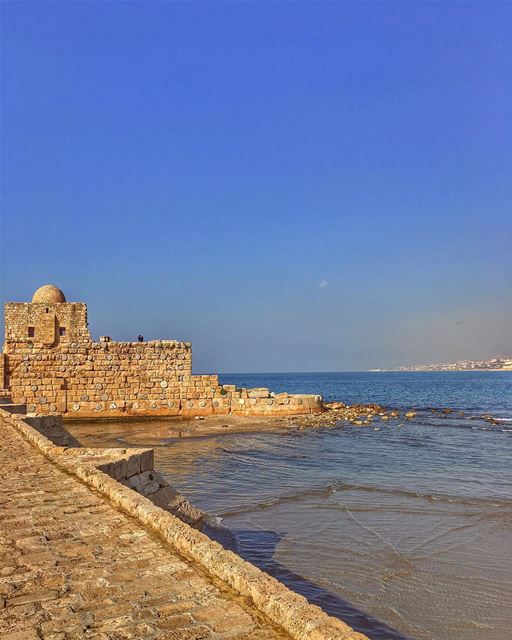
2, 285, 324, 418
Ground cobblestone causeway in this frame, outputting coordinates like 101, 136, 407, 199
0, 416, 290, 640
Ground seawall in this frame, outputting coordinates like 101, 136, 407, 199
0, 404, 369, 640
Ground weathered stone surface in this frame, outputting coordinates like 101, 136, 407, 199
0, 413, 289, 639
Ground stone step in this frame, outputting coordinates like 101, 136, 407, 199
0, 394, 13, 404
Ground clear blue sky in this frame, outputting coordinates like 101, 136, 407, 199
1, 1, 511, 372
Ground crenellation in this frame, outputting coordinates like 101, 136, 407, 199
3, 284, 324, 418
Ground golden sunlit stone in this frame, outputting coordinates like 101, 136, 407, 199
31, 284, 66, 304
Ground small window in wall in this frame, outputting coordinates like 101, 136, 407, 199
28, 327, 35, 338
59, 327, 66, 337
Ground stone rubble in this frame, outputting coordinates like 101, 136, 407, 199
285, 402, 417, 429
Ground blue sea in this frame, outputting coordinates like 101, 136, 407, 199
67, 372, 512, 640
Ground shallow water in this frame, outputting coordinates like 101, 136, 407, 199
67, 372, 512, 640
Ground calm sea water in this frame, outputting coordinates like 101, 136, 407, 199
67, 372, 512, 640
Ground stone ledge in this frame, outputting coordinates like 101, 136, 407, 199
0, 407, 369, 640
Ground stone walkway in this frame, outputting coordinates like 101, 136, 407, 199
0, 416, 290, 640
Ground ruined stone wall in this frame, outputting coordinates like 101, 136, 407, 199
5, 337, 208, 417
3, 300, 323, 417
5, 338, 321, 417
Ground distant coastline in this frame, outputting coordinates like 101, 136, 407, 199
370, 368, 512, 372
370, 356, 512, 373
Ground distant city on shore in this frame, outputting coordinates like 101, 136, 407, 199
371, 356, 512, 372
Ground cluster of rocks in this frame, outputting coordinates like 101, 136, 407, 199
286, 402, 417, 428
286, 403, 507, 429
429, 407, 505, 425
481, 414, 505, 426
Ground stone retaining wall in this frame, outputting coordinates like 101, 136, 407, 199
18, 412, 203, 526
1, 407, 368, 640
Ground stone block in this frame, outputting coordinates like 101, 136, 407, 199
149, 485, 181, 508
139, 449, 154, 473
248, 388, 270, 398
126, 453, 141, 477
110, 458, 127, 480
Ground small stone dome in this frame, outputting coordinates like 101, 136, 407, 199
32, 284, 66, 304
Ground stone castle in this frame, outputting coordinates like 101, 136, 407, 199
1, 284, 323, 418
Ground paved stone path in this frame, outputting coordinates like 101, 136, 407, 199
0, 416, 290, 640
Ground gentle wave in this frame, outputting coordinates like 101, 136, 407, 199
218, 480, 512, 518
